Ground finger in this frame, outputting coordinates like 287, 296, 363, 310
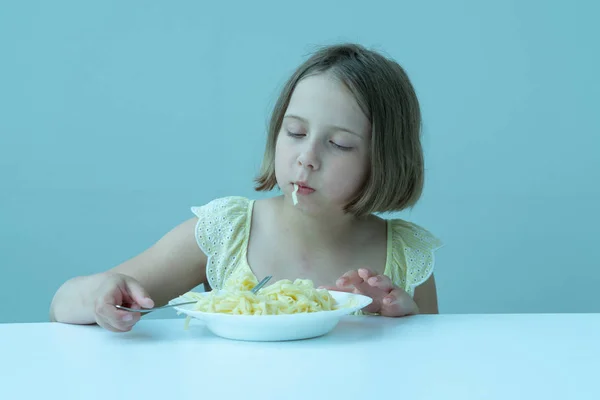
95, 307, 135, 332
96, 303, 139, 329
127, 302, 144, 321
378, 292, 402, 317
96, 316, 130, 333
366, 274, 394, 292
319, 285, 354, 293
124, 278, 154, 309
336, 270, 363, 288
382, 287, 406, 306
95, 294, 141, 331
103, 316, 137, 332
357, 268, 377, 281
95, 289, 121, 319
336, 271, 382, 298
96, 318, 121, 332
380, 288, 417, 317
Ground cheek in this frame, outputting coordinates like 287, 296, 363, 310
275, 138, 298, 164
274, 143, 285, 168
274, 138, 293, 181
326, 158, 369, 196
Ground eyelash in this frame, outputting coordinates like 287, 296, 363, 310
286, 132, 352, 151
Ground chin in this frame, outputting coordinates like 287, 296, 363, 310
292, 198, 349, 218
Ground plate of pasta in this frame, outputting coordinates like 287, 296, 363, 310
169, 272, 372, 341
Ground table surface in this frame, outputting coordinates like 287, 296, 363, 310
1, 313, 599, 399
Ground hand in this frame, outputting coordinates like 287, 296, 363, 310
93, 273, 155, 332
322, 268, 418, 317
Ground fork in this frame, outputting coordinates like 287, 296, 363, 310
115, 275, 273, 313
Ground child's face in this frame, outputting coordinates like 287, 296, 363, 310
274, 72, 371, 215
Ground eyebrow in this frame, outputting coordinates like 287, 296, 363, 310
283, 114, 364, 139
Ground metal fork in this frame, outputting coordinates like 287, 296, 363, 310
115, 275, 273, 313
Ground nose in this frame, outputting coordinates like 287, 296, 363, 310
297, 145, 320, 170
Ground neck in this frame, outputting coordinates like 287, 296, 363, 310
274, 196, 367, 250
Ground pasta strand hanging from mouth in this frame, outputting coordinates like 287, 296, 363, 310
292, 183, 299, 205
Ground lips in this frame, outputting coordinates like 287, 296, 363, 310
295, 181, 314, 190
294, 181, 315, 195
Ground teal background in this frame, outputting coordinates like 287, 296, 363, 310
1, 1, 598, 323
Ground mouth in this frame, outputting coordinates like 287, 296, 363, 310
292, 182, 315, 197
294, 181, 314, 191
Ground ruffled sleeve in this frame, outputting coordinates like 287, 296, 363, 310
190, 196, 252, 290
386, 219, 443, 297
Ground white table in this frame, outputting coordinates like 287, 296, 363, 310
1, 314, 599, 399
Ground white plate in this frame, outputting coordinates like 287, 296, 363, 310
169, 291, 373, 342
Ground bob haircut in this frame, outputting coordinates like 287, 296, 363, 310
255, 43, 424, 217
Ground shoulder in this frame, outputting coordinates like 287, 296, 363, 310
388, 219, 443, 252
189, 196, 254, 289
386, 218, 443, 295
190, 195, 254, 247
191, 196, 252, 220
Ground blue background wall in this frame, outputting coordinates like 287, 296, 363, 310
1, 0, 598, 323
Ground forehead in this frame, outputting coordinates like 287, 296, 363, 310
285, 72, 371, 136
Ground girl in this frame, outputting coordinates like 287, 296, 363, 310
49, 43, 443, 332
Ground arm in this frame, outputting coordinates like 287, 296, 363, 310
49, 217, 207, 324
413, 273, 439, 314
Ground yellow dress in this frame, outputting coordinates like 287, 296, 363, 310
191, 196, 443, 299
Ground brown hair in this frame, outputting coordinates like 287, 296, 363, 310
254, 43, 424, 217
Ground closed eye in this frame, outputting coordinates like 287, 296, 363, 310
331, 141, 352, 151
